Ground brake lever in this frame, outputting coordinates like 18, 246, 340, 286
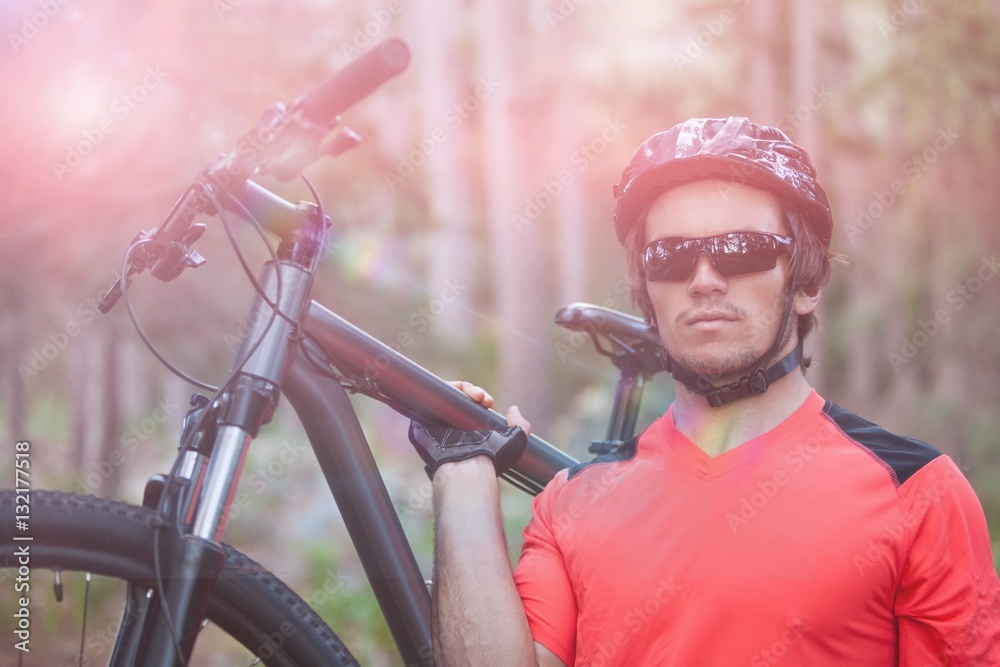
98, 223, 208, 313
150, 223, 207, 282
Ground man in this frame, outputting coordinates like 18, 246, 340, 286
412, 117, 1000, 665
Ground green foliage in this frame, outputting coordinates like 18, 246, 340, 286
300, 546, 399, 665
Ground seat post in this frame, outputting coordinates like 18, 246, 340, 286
591, 355, 646, 455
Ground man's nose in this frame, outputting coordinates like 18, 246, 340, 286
687, 252, 727, 297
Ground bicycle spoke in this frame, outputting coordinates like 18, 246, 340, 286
79, 572, 91, 667
54, 567, 64, 601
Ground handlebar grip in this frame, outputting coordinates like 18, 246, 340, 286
294, 38, 411, 125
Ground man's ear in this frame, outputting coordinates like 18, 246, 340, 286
793, 284, 821, 316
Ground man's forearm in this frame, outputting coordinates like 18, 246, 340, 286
431, 456, 537, 666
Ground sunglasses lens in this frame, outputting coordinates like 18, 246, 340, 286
644, 243, 696, 281
714, 236, 779, 275
644, 233, 789, 282
713, 253, 776, 275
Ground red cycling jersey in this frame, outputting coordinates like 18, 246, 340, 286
513, 390, 1000, 665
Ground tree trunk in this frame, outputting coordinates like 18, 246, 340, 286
417, 0, 475, 343
747, 1, 782, 123
98, 323, 123, 498
789, 0, 820, 149
553, 87, 587, 308
477, 0, 551, 418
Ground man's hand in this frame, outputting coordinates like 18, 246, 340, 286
408, 422, 527, 479
406, 381, 531, 479
448, 381, 532, 435
449, 380, 495, 409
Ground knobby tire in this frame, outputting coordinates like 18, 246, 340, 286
0, 489, 359, 667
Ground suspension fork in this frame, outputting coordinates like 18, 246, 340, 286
110, 246, 318, 665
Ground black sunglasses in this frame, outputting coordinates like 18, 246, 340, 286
642, 231, 794, 282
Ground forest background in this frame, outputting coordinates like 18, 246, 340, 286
1, 0, 999, 664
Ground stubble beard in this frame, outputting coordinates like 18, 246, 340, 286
669, 298, 796, 388
672, 343, 762, 388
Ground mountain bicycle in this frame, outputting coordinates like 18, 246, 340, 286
1, 39, 665, 666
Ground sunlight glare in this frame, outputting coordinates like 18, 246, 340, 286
52, 72, 112, 133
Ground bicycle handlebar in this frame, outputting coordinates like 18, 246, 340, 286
292, 38, 411, 125
99, 40, 411, 314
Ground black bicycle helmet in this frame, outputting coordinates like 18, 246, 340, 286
613, 117, 833, 407
613, 116, 832, 249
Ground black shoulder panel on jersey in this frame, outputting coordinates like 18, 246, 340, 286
823, 401, 942, 486
567, 436, 640, 481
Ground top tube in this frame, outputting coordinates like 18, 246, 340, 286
303, 300, 577, 493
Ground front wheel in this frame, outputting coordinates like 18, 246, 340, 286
0, 489, 359, 667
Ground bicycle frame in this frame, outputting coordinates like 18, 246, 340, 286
111, 231, 579, 666
126, 302, 577, 667
283, 301, 577, 666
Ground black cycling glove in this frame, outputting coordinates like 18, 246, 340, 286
407, 422, 527, 479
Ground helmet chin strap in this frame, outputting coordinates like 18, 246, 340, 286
662, 339, 803, 408
661, 207, 804, 408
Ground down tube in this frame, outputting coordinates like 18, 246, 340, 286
284, 353, 433, 667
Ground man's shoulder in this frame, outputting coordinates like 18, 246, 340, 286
564, 435, 641, 482
819, 399, 943, 486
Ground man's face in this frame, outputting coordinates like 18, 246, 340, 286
643, 179, 814, 386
